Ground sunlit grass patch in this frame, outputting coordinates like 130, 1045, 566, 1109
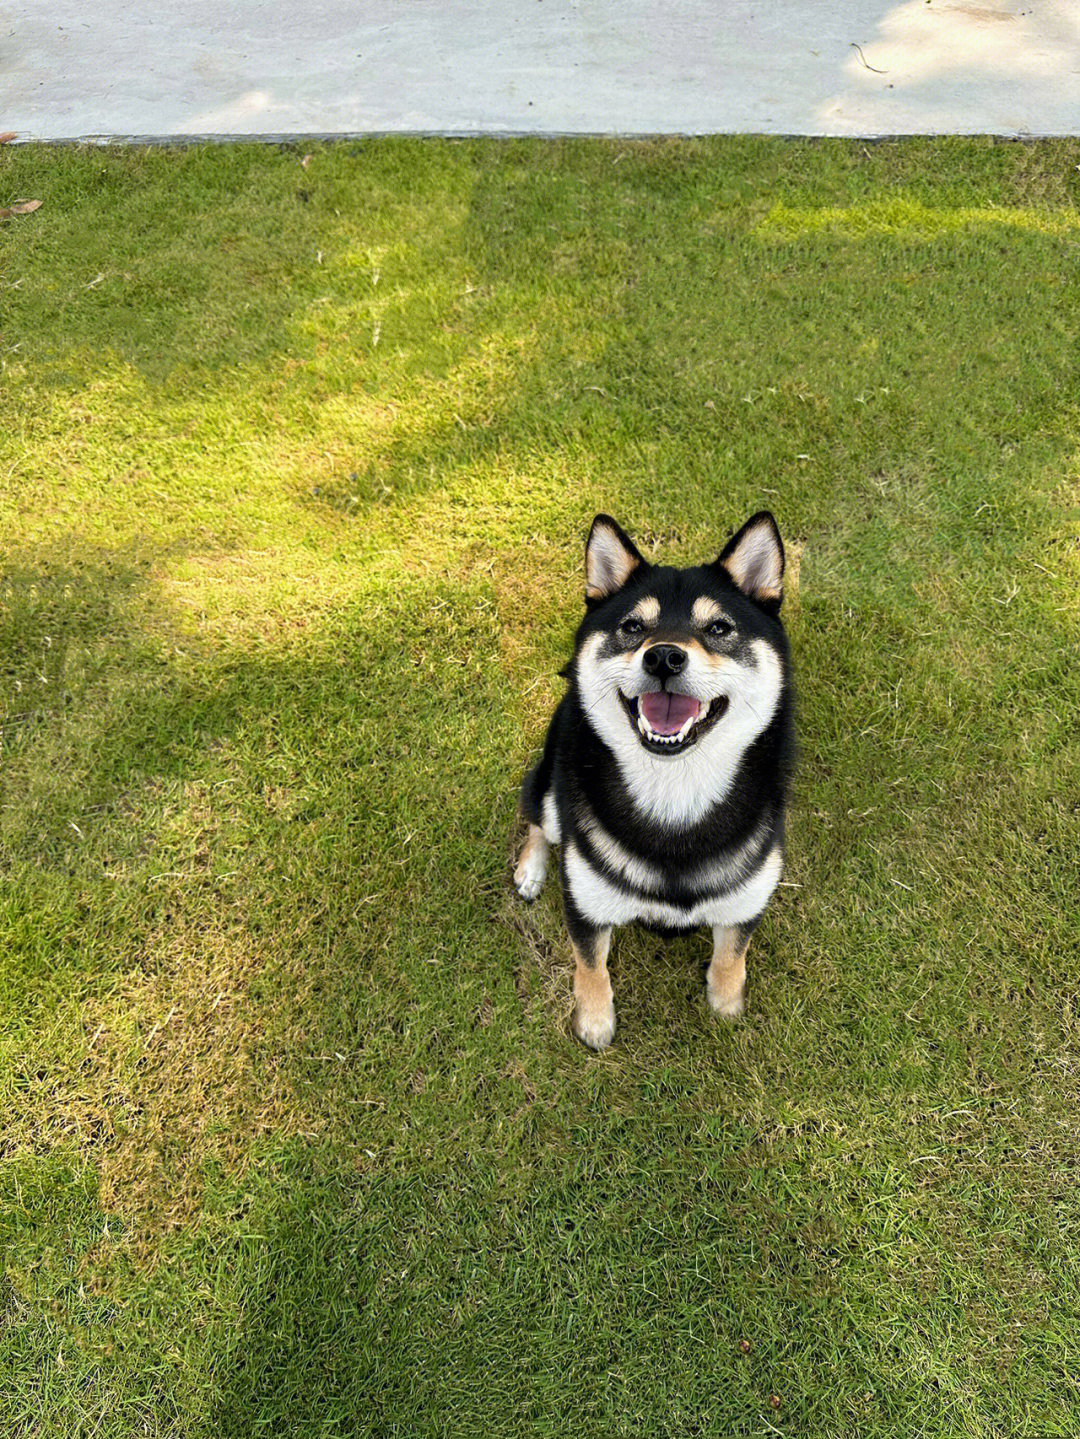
758, 197, 1080, 240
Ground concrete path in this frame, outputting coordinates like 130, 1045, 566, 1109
4, 0, 1079, 142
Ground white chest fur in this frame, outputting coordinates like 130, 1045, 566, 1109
564, 840, 783, 930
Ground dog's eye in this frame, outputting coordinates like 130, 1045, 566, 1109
619, 617, 645, 638
705, 618, 733, 639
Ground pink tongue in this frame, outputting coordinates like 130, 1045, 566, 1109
639, 691, 701, 736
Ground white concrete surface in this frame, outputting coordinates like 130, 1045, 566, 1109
3, 0, 1078, 141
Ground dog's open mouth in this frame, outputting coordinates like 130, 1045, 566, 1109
619, 691, 728, 754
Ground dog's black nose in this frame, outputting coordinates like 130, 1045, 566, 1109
642, 644, 687, 681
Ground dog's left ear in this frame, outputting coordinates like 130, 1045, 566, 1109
585, 514, 646, 603
716, 511, 784, 613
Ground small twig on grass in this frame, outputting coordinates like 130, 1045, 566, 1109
145, 1007, 176, 1046
851, 42, 888, 73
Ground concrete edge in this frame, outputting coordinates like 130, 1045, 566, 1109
3, 130, 1071, 148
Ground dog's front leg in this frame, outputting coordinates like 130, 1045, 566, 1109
706, 921, 758, 1018
572, 928, 615, 1050
564, 899, 614, 1049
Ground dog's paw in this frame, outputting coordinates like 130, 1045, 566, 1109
707, 983, 746, 1019
573, 1000, 616, 1050
514, 853, 548, 901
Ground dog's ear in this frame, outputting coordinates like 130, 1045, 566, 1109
716, 512, 784, 613
585, 515, 646, 603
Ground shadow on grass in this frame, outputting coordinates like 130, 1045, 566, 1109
0, 539, 595, 1426
0, 536, 550, 1198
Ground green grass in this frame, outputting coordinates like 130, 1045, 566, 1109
1, 135, 1079, 1436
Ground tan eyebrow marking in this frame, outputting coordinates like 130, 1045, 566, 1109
692, 597, 725, 628
628, 596, 660, 625
683, 637, 728, 668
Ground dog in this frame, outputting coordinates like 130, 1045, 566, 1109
513, 511, 794, 1049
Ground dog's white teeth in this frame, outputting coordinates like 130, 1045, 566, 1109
636, 701, 707, 746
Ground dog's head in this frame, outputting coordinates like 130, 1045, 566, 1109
571, 513, 789, 768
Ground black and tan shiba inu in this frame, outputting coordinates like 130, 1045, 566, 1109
514, 512, 794, 1049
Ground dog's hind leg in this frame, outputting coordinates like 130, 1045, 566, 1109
514, 824, 550, 901
515, 707, 564, 900
706, 920, 759, 1018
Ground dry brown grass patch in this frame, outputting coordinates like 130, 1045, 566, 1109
499, 890, 574, 1033
5, 918, 320, 1247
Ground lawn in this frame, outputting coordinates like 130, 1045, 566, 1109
1, 135, 1079, 1436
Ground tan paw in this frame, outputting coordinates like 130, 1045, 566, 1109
573, 1000, 616, 1050
514, 824, 549, 901
514, 851, 547, 900
707, 982, 746, 1018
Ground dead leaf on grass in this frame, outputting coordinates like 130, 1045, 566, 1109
0, 199, 42, 219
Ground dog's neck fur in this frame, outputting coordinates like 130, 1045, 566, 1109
566, 678, 791, 864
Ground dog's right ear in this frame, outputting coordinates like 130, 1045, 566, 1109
585, 515, 646, 604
